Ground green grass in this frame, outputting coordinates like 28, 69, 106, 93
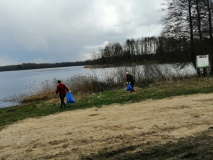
1, 77, 213, 159
1, 77, 213, 131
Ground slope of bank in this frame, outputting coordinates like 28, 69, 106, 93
0, 93, 213, 159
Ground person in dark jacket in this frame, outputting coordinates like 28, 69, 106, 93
56, 80, 69, 108
126, 72, 135, 91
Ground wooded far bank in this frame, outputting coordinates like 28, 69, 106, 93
1, 0, 213, 73
0, 61, 92, 72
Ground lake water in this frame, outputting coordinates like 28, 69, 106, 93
0, 66, 113, 108
0, 64, 196, 108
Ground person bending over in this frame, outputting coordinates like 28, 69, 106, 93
125, 72, 135, 91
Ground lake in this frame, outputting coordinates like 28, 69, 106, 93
0, 64, 196, 108
0, 66, 114, 108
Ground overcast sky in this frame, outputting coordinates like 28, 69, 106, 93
0, 0, 164, 66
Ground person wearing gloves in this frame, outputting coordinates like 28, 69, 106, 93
125, 72, 135, 91
56, 80, 69, 108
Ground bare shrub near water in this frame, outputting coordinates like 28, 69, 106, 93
22, 79, 58, 103
22, 64, 196, 102
65, 72, 123, 97
23, 73, 122, 102
143, 64, 167, 83
140, 64, 196, 86
113, 64, 196, 88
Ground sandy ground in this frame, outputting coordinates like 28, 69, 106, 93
0, 93, 213, 160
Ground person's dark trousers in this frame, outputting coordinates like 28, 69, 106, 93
59, 94, 66, 108
131, 82, 135, 91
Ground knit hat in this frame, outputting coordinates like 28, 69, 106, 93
125, 72, 129, 75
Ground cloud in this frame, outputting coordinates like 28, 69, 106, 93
0, 0, 164, 66
0, 56, 18, 66
84, 41, 110, 50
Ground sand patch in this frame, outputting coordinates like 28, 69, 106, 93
0, 93, 213, 159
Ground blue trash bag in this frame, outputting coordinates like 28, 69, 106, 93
126, 84, 133, 91
66, 91, 76, 103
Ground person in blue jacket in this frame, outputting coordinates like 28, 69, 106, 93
126, 72, 135, 91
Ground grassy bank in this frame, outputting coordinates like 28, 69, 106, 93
1, 77, 213, 159
1, 77, 213, 131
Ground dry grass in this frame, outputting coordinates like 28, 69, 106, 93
20, 64, 196, 103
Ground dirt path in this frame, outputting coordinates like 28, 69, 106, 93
0, 93, 213, 160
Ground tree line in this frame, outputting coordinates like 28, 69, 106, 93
91, 36, 192, 66
162, 0, 213, 68
0, 61, 92, 72
91, 0, 213, 72
2, 0, 212, 72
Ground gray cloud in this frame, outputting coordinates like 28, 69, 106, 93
0, 0, 164, 66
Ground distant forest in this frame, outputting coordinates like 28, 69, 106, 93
1, 0, 213, 72
91, 36, 192, 65
91, 0, 213, 71
0, 61, 92, 72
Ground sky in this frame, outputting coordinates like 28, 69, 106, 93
0, 0, 165, 66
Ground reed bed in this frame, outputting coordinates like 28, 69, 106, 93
20, 64, 196, 103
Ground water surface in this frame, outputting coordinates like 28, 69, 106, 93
0, 64, 196, 108
0, 66, 112, 108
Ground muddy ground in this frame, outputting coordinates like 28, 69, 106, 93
0, 93, 213, 160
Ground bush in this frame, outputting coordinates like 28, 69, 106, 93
22, 64, 196, 102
